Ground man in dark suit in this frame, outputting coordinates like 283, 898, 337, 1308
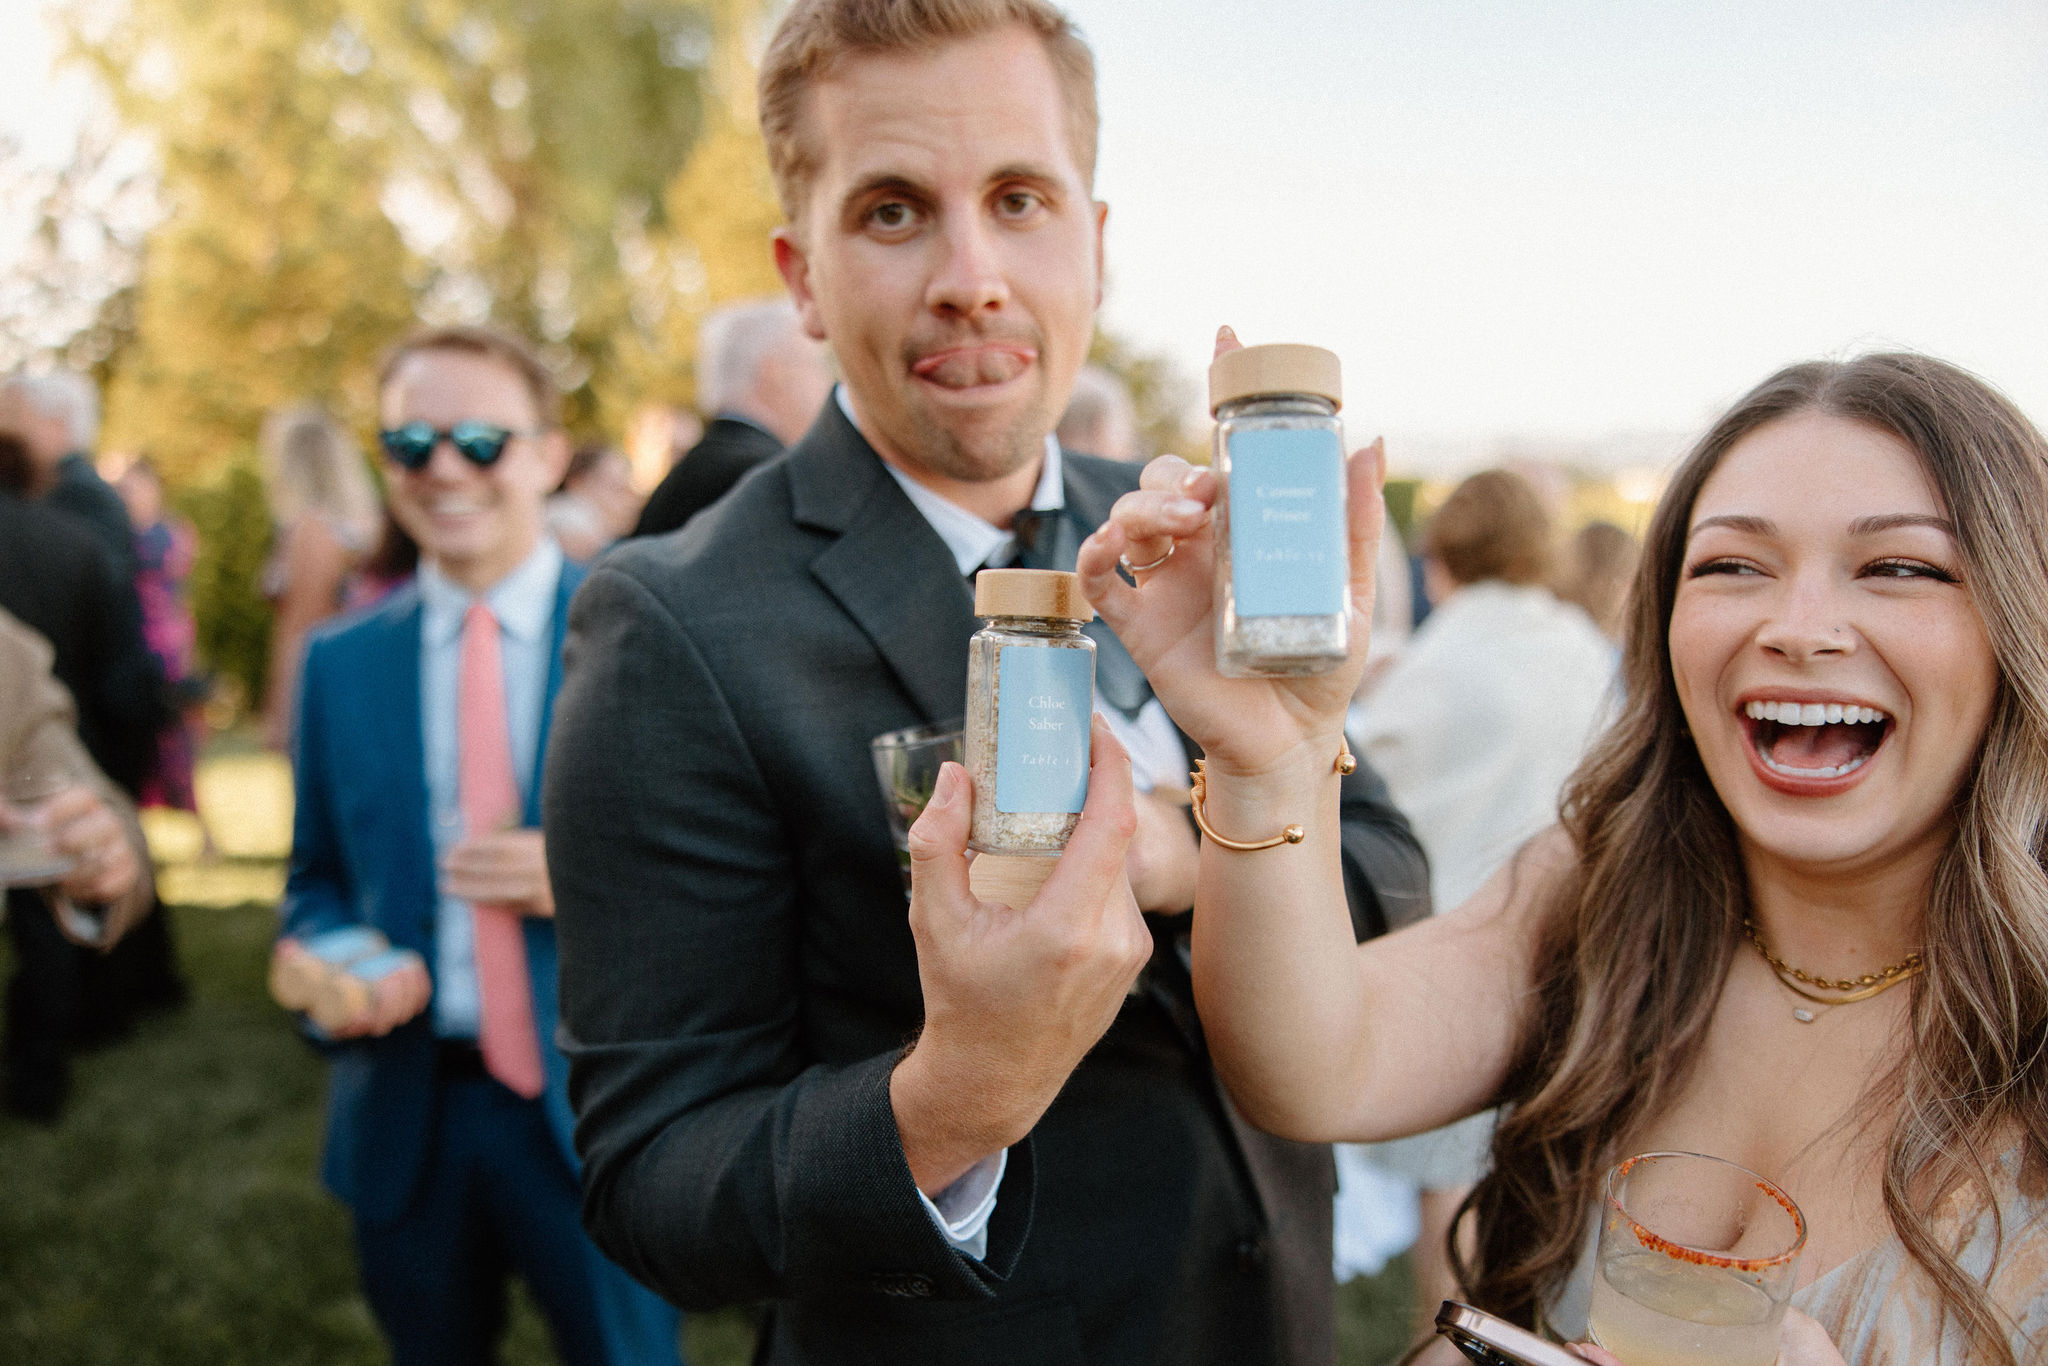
543, 3, 1431, 1364
277, 326, 680, 1366
0, 437, 165, 799
0, 434, 170, 1120
632, 298, 834, 538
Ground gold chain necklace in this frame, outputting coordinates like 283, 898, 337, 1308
1741, 918, 1924, 1023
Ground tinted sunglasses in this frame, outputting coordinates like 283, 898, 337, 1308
377, 421, 536, 470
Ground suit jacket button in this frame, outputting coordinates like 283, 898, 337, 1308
1235, 1237, 1268, 1274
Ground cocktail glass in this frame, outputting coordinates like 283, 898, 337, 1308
1588, 1151, 1805, 1366
0, 768, 76, 890
870, 721, 964, 898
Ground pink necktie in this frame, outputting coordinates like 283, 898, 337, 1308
457, 602, 544, 1099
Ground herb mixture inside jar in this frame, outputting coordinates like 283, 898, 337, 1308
963, 569, 1096, 855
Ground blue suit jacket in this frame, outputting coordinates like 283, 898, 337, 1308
281, 565, 583, 1225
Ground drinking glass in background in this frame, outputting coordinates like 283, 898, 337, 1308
871, 721, 964, 897
0, 767, 77, 890
1589, 1151, 1805, 1366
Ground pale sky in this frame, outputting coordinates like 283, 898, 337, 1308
1067, 0, 2048, 458
6, 1, 2045, 470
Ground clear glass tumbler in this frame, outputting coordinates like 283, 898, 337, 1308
1589, 1151, 1806, 1366
870, 721, 965, 898
0, 768, 76, 889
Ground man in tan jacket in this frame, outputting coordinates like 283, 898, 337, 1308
1, 605, 155, 1121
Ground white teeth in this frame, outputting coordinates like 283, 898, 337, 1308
1744, 701, 1890, 726
1761, 751, 1873, 780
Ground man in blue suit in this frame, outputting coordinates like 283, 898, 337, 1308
279, 323, 682, 1366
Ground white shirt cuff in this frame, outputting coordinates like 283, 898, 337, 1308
915, 1148, 1007, 1262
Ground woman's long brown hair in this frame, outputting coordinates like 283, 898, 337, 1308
1455, 353, 2048, 1363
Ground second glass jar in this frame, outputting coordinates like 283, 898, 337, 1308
1209, 342, 1350, 677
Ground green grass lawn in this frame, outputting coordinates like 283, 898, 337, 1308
0, 900, 1417, 1364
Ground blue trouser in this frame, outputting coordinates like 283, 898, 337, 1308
352, 1068, 682, 1366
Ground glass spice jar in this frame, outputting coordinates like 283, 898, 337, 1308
964, 569, 1097, 855
1209, 343, 1350, 677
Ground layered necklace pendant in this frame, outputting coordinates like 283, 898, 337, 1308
1741, 918, 1925, 1023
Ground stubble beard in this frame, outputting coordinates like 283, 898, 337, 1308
898, 399, 1050, 485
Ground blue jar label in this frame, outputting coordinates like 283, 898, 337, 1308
995, 646, 1092, 814
1228, 427, 1347, 618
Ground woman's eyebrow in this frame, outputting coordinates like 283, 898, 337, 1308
1687, 514, 1775, 538
1686, 512, 1958, 539
1849, 512, 1956, 536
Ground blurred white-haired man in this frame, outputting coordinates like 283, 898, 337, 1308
632, 298, 834, 537
1055, 363, 1140, 463
0, 370, 133, 571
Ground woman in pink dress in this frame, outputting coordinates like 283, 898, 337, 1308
115, 458, 205, 820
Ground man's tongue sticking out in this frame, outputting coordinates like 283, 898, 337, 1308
913, 345, 1032, 389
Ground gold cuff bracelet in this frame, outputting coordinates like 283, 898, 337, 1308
1187, 739, 1356, 852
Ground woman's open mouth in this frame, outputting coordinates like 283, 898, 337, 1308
1740, 698, 1892, 793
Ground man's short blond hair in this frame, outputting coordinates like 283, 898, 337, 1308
759, 0, 1098, 221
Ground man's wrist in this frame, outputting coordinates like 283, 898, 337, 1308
889, 1036, 1035, 1196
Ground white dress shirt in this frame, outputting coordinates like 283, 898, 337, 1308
417, 539, 565, 1039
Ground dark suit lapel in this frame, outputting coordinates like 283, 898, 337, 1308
792, 404, 978, 725
356, 590, 436, 944
529, 559, 583, 827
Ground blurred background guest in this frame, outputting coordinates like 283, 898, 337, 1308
1, 605, 157, 1115
1364, 505, 1414, 680
632, 298, 833, 538
1056, 363, 1141, 462
662, 407, 706, 471
546, 443, 643, 561
0, 606, 154, 941
0, 431, 173, 1121
348, 506, 420, 610
257, 405, 379, 752
1343, 468, 1619, 1335
114, 457, 216, 859
0, 370, 134, 574
1553, 518, 1642, 646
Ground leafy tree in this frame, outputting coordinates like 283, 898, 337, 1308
176, 459, 275, 708
607, 0, 789, 418
61, 0, 768, 480
0, 118, 155, 383
1088, 326, 1204, 462
70, 0, 421, 484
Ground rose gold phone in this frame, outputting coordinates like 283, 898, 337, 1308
1435, 1301, 1585, 1366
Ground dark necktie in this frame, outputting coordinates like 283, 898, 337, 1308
994, 504, 1152, 719
1010, 507, 1061, 570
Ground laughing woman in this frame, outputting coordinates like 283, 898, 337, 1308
1077, 349, 2048, 1363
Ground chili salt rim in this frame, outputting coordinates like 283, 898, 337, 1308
1604, 1150, 1808, 1273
